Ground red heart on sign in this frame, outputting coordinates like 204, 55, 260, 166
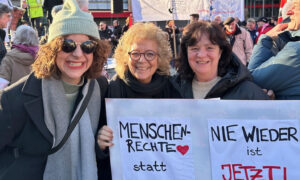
176, 145, 189, 155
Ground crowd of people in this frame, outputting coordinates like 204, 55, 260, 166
0, 0, 300, 179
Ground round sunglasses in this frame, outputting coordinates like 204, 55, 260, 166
62, 39, 97, 54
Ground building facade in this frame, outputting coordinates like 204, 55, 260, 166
245, 0, 280, 18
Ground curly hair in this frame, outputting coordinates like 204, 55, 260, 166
175, 21, 232, 81
32, 36, 111, 80
114, 22, 172, 81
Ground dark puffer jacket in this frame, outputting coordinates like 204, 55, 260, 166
171, 55, 269, 100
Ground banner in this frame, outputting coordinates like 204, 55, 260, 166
131, 0, 244, 22
106, 99, 300, 180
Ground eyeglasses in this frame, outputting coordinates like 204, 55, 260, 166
62, 39, 97, 54
128, 50, 158, 61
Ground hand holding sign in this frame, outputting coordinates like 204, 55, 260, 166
97, 125, 114, 150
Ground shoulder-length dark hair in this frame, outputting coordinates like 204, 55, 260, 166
175, 21, 232, 81
32, 35, 111, 80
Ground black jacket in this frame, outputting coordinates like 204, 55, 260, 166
171, 55, 269, 100
0, 75, 52, 180
0, 29, 7, 64
43, 0, 63, 10
0, 74, 107, 180
99, 28, 113, 40
108, 72, 181, 98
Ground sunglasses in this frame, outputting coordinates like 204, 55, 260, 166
62, 39, 97, 54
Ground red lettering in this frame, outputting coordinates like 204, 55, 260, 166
238, 166, 256, 180
263, 166, 281, 180
284, 167, 287, 180
221, 164, 287, 180
221, 164, 232, 180
250, 168, 263, 180
232, 164, 243, 180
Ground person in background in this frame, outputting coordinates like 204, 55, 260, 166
122, 16, 130, 34
234, 16, 243, 26
42, 0, 63, 24
255, 17, 274, 43
171, 21, 269, 100
0, 0, 111, 179
248, 0, 300, 100
246, 18, 258, 45
0, 25, 39, 89
0, 0, 12, 44
21, 0, 44, 37
98, 21, 112, 41
97, 22, 181, 180
270, 16, 278, 26
165, 20, 180, 58
223, 17, 253, 66
0, 2, 11, 64
213, 15, 223, 27
190, 13, 199, 24
111, 19, 122, 50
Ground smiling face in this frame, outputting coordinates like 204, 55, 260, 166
187, 34, 222, 82
128, 39, 158, 84
56, 34, 93, 85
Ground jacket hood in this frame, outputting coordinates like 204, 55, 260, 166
6, 48, 35, 66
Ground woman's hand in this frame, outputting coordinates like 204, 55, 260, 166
263, 89, 275, 100
97, 125, 114, 151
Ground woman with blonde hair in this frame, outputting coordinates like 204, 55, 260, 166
0, 0, 110, 179
107, 22, 180, 98
97, 22, 181, 179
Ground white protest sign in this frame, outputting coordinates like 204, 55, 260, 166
118, 117, 194, 180
208, 119, 300, 179
106, 99, 300, 179
131, 0, 244, 22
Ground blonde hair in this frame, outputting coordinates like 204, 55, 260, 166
114, 22, 172, 81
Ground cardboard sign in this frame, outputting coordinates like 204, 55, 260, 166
106, 99, 300, 179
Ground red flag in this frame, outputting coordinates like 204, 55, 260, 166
278, 0, 287, 23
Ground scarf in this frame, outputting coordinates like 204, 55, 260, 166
225, 25, 241, 46
12, 44, 39, 58
121, 71, 169, 98
42, 77, 101, 180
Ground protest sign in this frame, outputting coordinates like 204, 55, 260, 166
209, 119, 299, 179
106, 99, 300, 179
131, 0, 244, 21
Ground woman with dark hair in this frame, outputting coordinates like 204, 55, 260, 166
0, 0, 110, 179
172, 21, 269, 100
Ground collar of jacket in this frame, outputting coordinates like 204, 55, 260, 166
21, 73, 53, 144
233, 25, 242, 36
